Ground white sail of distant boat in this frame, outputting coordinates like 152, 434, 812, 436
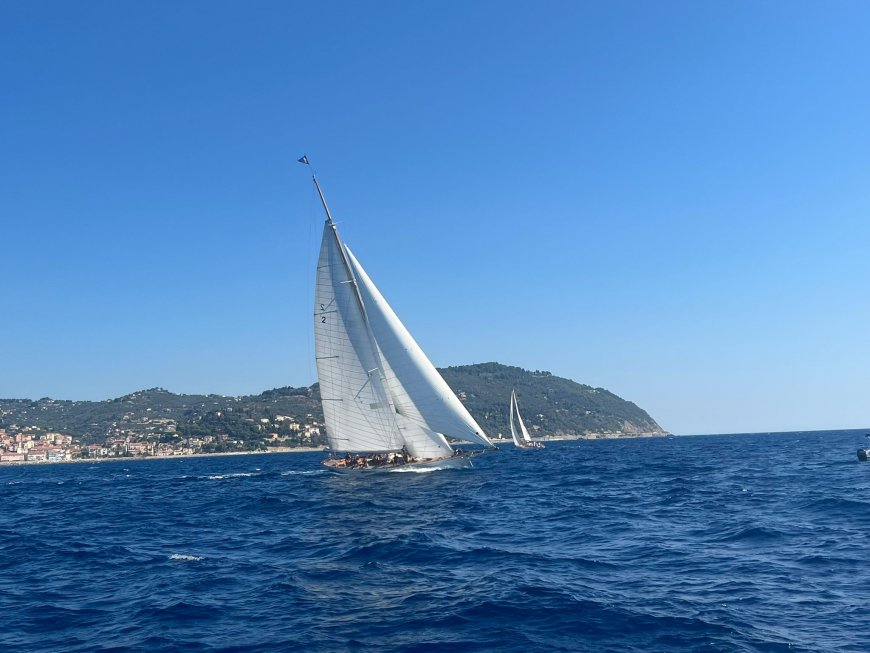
306, 159, 494, 470
509, 389, 545, 449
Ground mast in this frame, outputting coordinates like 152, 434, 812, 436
312, 174, 335, 225
302, 156, 371, 326
299, 154, 335, 225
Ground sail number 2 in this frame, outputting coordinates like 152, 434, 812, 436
318, 303, 338, 324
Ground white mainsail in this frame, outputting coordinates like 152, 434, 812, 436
510, 389, 534, 446
509, 390, 523, 448
308, 163, 491, 462
313, 221, 402, 453
345, 247, 493, 451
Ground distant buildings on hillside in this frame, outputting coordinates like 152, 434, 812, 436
0, 412, 325, 464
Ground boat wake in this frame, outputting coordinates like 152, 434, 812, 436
388, 465, 449, 473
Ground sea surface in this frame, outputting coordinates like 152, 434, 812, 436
2, 430, 869, 653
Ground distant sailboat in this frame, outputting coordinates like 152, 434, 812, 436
509, 389, 545, 449
304, 158, 494, 471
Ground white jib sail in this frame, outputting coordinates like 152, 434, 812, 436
512, 389, 533, 443
314, 222, 402, 453
345, 246, 493, 450
395, 411, 454, 460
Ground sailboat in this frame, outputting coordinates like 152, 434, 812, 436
509, 389, 545, 449
857, 433, 870, 462
303, 158, 494, 471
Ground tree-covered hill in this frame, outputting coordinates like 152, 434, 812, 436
439, 362, 664, 438
0, 362, 664, 447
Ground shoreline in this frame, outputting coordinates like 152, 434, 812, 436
491, 432, 668, 443
1, 434, 672, 467
0, 447, 327, 467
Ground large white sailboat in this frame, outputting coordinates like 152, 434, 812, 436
509, 389, 545, 449
304, 158, 494, 471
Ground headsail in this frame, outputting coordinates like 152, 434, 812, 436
395, 411, 454, 460
345, 247, 493, 450
314, 221, 402, 453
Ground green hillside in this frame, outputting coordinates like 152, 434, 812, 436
440, 362, 664, 438
0, 362, 664, 448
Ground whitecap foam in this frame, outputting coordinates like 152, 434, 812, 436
205, 472, 259, 480
169, 553, 204, 562
280, 470, 325, 476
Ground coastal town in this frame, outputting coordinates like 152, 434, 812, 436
0, 411, 325, 464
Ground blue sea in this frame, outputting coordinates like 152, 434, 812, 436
2, 429, 869, 653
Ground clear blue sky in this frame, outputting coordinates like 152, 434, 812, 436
2, 1, 868, 435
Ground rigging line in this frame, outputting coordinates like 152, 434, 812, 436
351, 370, 378, 401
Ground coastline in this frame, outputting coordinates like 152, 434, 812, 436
0, 446, 327, 467
544, 432, 668, 440
1, 434, 671, 467
490, 432, 668, 443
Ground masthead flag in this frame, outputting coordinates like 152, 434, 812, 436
298, 155, 309, 165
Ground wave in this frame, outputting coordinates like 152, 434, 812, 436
802, 496, 870, 515
135, 600, 214, 623
169, 553, 204, 562
712, 525, 787, 543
